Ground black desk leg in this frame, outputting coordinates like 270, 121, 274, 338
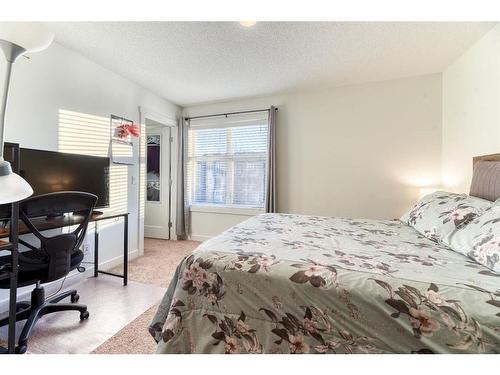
94, 222, 99, 278
123, 215, 128, 286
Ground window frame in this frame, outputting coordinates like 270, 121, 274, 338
187, 117, 269, 211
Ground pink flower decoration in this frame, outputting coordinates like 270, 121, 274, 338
127, 124, 141, 137
115, 125, 129, 139
114, 123, 141, 139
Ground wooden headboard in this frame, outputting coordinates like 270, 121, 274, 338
473, 153, 500, 165
470, 153, 500, 201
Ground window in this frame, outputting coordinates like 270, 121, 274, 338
187, 113, 269, 208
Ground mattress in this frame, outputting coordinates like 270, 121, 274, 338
149, 213, 500, 353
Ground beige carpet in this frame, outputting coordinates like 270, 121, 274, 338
91, 238, 200, 354
91, 304, 159, 354
108, 239, 200, 288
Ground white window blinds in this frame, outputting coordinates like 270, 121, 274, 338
187, 112, 269, 208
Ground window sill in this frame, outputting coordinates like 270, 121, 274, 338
189, 205, 264, 216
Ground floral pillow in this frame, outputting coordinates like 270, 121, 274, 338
447, 204, 500, 273
400, 191, 492, 244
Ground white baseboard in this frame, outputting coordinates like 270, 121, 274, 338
0, 249, 139, 313
98, 248, 139, 271
189, 234, 212, 242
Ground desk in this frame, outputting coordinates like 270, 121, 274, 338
0, 211, 129, 286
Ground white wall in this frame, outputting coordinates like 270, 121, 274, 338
0, 42, 180, 310
189, 206, 264, 241
442, 24, 500, 193
185, 73, 443, 239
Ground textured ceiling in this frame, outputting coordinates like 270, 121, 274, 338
46, 22, 495, 106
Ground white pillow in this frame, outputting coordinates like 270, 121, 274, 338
400, 191, 492, 244
447, 203, 500, 273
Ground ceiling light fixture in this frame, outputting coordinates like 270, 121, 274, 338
239, 21, 257, 27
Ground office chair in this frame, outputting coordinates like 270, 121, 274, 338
0, 192, 97, 354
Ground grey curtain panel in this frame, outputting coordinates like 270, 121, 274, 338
176, 117, 190, 239
265, 106, 277, 213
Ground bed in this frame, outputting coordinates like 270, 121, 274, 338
149, 156, 500, 354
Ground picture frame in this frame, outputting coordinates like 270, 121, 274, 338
110, 114, 135, 165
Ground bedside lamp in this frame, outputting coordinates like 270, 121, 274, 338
0, 23, 54, 204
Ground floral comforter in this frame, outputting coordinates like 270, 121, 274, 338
149, 214, 500, 354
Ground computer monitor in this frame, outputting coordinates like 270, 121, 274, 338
19, 148, 110, 209
0, 145, 110, 220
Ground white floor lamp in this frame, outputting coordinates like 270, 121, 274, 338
0, 22, 54, 204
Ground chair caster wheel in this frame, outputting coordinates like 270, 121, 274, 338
71, 294, 80, 303
15, 345, 27, 354
80, 311, 90, 320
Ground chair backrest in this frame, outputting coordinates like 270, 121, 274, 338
19, 192, 97, 282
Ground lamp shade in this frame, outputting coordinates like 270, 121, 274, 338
0, 22, 54, 53
0, 172, 33, 204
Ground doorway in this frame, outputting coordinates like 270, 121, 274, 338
144, 119, 172, 239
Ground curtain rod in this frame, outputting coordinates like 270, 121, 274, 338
185, 107, 278, 121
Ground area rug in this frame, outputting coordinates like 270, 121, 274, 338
91, 238, 200, 354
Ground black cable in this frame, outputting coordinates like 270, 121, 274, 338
46, 273, 68, 300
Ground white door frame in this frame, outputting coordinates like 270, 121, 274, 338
138, 106, 178, 255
